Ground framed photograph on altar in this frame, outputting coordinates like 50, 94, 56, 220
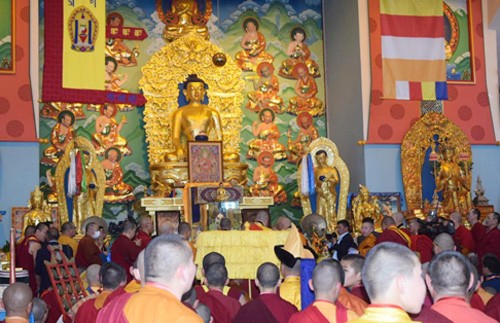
0, 0, 15, 74
11, 207, 29, 240
349, 192, 402, 216
444, 0, 475, 83
187, 141, 223, 183
155, 211, 180, 234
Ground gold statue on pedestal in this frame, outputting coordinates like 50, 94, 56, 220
22, 186, 52, 233
352, 185, 381, 234
157, 0, 212, 42
299, 138, 350, 233
56, 137, 105, 233
140, 34, 247, 188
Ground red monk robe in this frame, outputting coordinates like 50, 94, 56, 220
16, 235, 41, 295
410, 234, 434, 263
40, 289, 62, 323
350, 284, 370, 304
135, 230, 151, 250
375, 226, 411, 248
198, 289, 241, 323
111, 234, 142, 282
452, 225, 475, 255
232, 293, 298, 323
470, 222, 486, 248
476, 227, 500, 271
289, 300, 358, 323
74, 287, 126, 323
485, 293, 500, 321
431, 296, 497, 323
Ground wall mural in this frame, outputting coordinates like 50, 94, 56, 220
38, 0, 326, 224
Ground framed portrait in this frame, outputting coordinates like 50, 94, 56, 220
0, 0, 15, 74
11, 207, 29, 240
187, 141, 223, 183
444, 0, 475, 83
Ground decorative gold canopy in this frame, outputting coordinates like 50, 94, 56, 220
298, 137, 350, 231
401, 112, 472, 211
139, 34, 245, 166
55, 136, 105, 228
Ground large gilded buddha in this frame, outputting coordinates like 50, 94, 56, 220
165, 74, 223, 162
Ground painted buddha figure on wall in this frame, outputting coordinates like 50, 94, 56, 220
246, 62, 284, 114
287, 111, 318, 164
247, 108, 287, 161
235, 17, 274, 72
102, 147, 134, 203
288, 63, 324, 116
43, 110, 76, 165
279, 27, 320, 79
249, 152, 287, 204
92, 104, 129, 156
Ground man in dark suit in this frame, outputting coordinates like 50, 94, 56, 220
330, 219, 357, 261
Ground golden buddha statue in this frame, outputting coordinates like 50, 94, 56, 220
165, 74, 224, 162
23, 186, 52, 233
313, 150, 339, 231
287, 112, 319, 164
249, 152, 287, 204
434, 147, 471, 214
158, 0, 211, 42
73, 150, 99, 230
102, 147, 134, 203
43, 110, 75, 165
45, 169, 58, 204
235, 17, 274, 72
92, 104, 130, 156
246, 62, 284, 114
247, 108, 287, 161
352, 184, 381, 233
279, 27, 320, 79
288, 63, 324, 116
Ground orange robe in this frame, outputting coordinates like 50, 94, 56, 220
289, 300, 358, 323
431, 296, 497, 323
358, 234, 376, 257
75, 287, 127, 323
337, 287, 368, 317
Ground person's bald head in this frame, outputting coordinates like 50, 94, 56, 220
3, 283, 33, 318
202, 252, 225, 271
255, 211, 269, 227
86, 264, 101, 287
158, 221, 178, 235
449, 212, 462, 228
100, 262, 126, 290
219, 218, 232, 230
256, 262, 280, 291
310, 259, 343, 302
178, 222, 192, 240
275, 216, 292, 230
427, 251, 472, 299
433, 233, 456, 254
32, 297, 48, 323
392, 212, 405, 226
205, 263, 228, 289
381, 216, 396, 230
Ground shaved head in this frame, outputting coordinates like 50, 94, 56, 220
202, 252, 225, 271
256, 262, 280, 289
381, 216, 396, 229
311, 260, 343, 301
427, 251, 471, 297
205, 263, 228, 288
3, 283, 33, 317
433, 233, 455, 254
86, 264, 101, 287
255, 211, 269, 226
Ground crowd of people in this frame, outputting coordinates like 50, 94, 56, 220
3, 210, 500, 322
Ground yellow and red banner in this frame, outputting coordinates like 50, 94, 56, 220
380, 0, 448, 100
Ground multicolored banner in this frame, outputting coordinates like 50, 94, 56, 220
380, 0, 448, 100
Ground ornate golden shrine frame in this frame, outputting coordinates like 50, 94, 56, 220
139, 34, 245, 166
401, 112, 472, 211
298, 137, 350, 227
55, 137, 105, 225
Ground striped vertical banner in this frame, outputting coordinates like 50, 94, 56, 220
381, 0, 448, 100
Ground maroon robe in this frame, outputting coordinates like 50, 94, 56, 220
75, 235, 102, 269
410, 304, 452, 323
410, 234, 434, 263
452, 225, 475, 254
95, 292, 133, 323
135, 230, 151, 250
476, 227, 500, 271
40, 289, 62, 323
16, 235, 40, 295
376, 226, 410, 248
75, 287, 127, 323
289, 300, 349, 323
111, 234, 142, 282
199, 289, 241, 323
485, 293, 500, 321
232, 293, 298, 323
470, 222, 486, 248
350, 284, 370, 304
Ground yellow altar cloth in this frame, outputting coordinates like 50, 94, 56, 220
195, 230, 289, 279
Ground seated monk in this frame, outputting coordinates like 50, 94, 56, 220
279, 26, 320, 79
92, 104, 129, 156
287, 111, 318, 164
235, 17, 274, 72
102, 147, 134, 202
246, 62, 284, 114
247, 108, 287, 161
43, 110, 75, 164
357, 217, 377, 257
249, 152, 287, 204
288, 63, 324, 116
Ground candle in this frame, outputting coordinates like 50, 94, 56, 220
10, 228, 15, 284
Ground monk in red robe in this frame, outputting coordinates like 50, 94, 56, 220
289, 260, 358, 323
136, 215, 153, 249
75, 222, 103, 270
233, 262, 297, 323
467, 208, 486, 248
485, 293, 500, 321
449, 212, 475, 255
407, 217, 434, 263
476, 212, 500, 271
375, 216, 411, 248
110, 220, 142, 282
16, 223, 48, 295
74, 262, 127, 323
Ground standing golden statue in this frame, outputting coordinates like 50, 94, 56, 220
352, 185, 381, 233
434, 147, 471, 214
22, 186, 52, 233
165, 74, 224, 162
314, 150, 340, 231
157, 0, 212, 42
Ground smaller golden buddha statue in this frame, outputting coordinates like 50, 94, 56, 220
249, 152, 287, 204
102, 147, 134, 203
43, 110, 76, 165
159, 0, 211, 42
235, 17, 274, 72
23, 186, 52, 233
246, 62, 284, 114
73, 150, 99, 231
279, 27, 320, 79
92, 104, 130, 156
288, 63, 324, 116
45, 169, 58, 204
247, 108, 287, 161
352, 184, 381, 233
313, 150, 339, 231
287, 112, 319, 164
434, 147, 471, 214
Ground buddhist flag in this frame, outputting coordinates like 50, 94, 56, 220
380, 0, 448, 100
62, 0, 105, 90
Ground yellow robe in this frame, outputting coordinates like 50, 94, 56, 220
279, 275, 301, 310
350, 305, 420, 323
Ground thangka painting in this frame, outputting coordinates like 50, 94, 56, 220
0, 0, 15, 73
38, 0, 326, 223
